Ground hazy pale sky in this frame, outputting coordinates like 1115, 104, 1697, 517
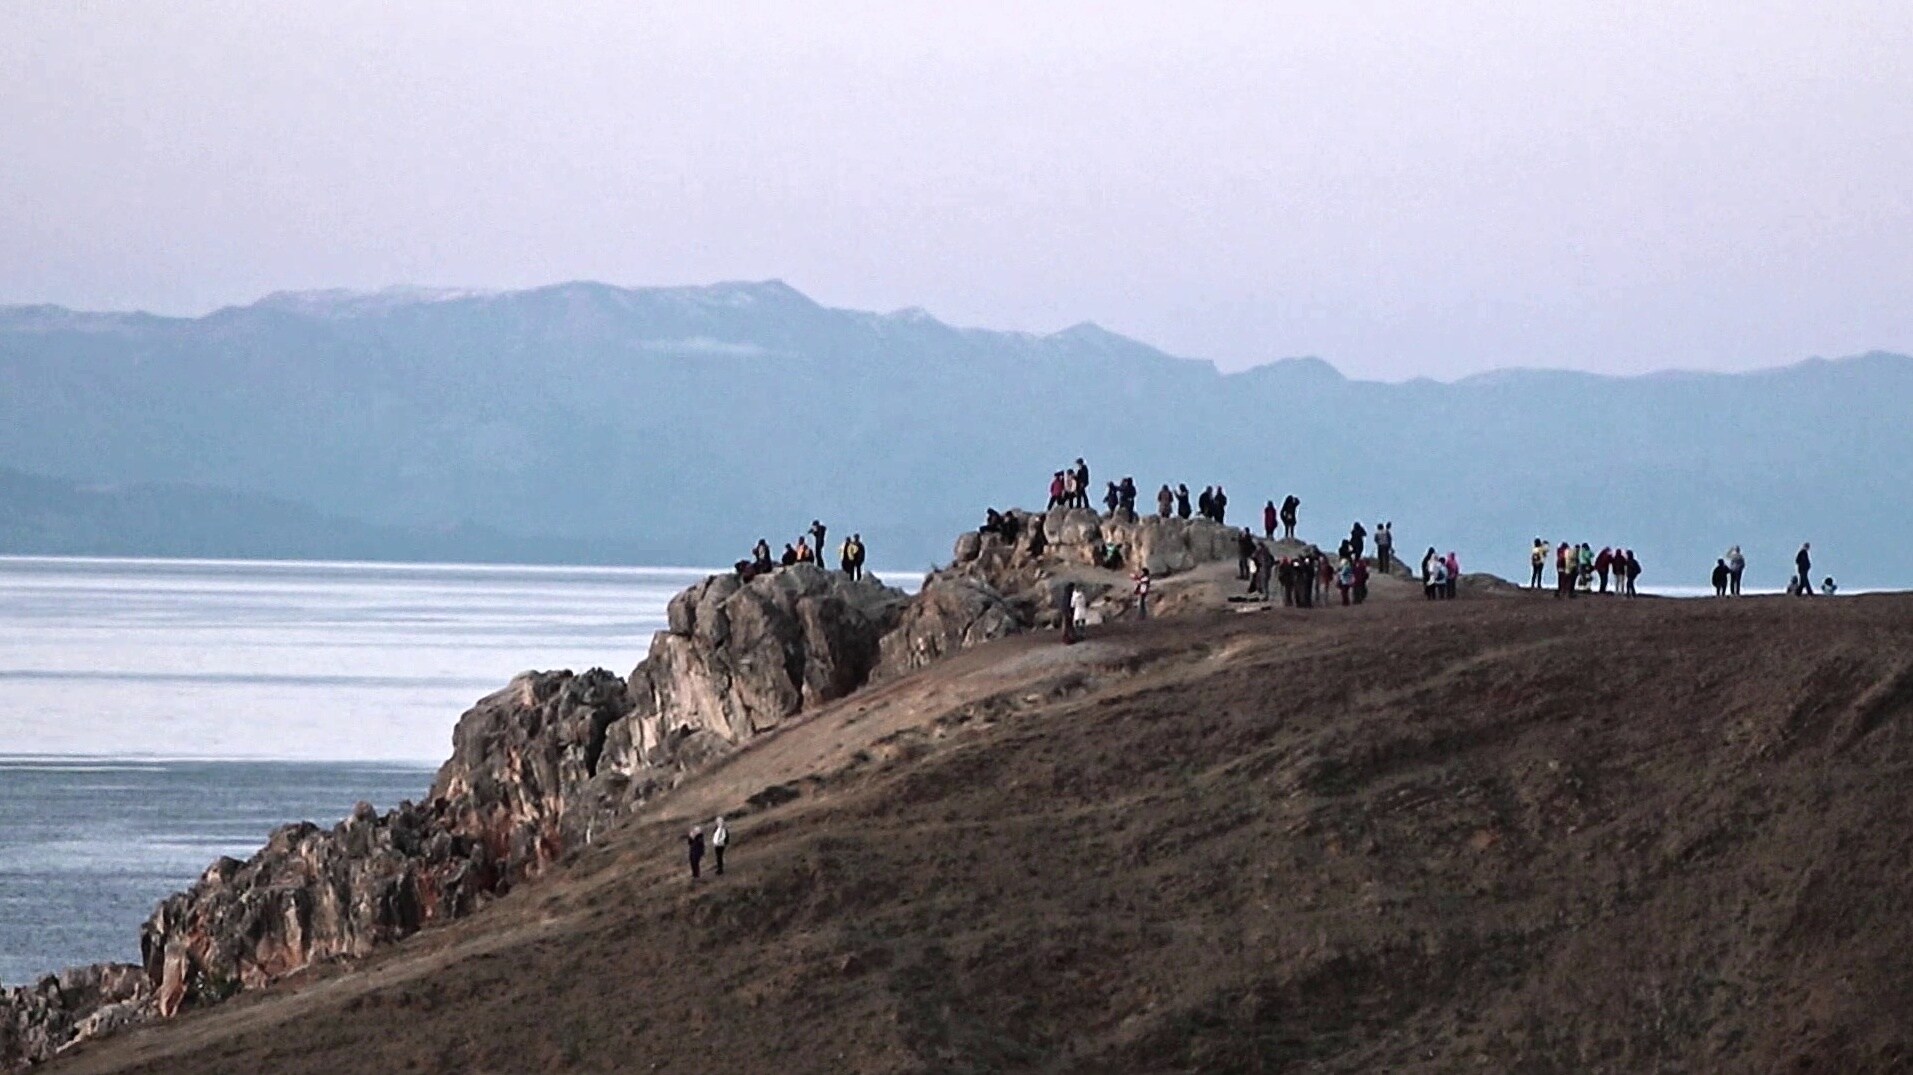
2, 1, 1909, 379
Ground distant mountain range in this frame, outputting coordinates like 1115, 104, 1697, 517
2, 281, 1908, 587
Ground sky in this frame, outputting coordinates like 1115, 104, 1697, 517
1, 1, 1909, 380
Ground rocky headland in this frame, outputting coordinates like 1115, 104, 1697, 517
3, 510, 1248, 1070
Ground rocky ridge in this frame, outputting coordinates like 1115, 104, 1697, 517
2, 514, 1246, 1070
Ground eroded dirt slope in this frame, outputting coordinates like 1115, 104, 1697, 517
50, 594, 1913, 1074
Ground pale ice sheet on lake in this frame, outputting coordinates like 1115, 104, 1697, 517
0, 557, 715, 761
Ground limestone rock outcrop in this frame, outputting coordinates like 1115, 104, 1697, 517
878, 575, 1024, 676
607, 565, 911, 771
129, 565, 943, 1038
948, 506, 1246, 601
1, 963, 150, 1071
36, 549, 1050, 1066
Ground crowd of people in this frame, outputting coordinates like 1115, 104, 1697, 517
1415, 548, 1461, 599
1011, 458, 1850, 633
1526, 539, 1643, 598
734, 519, 868, 581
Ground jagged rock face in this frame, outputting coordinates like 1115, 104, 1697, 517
140, 799, 494, 1020
102, 560, 1030, 1063
431, 667, 631, 877
1, 963, 150, 1071
1099, 513, 1242, 575
952, 507, 1243, 585
139, 667, 626, 1023
878, 575, 1025, 677
131, 568, 922, 1037
604, 566, 911, 776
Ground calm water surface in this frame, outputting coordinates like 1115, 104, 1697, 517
0, 556, 708, 983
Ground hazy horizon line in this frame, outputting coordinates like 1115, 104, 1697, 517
3, 277, 1905, 386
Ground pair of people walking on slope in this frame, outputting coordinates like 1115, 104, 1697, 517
686, 816, 730, 880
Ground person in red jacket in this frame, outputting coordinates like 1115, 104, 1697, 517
1594, 547, 1614, 594
1263, 500, 1278, 540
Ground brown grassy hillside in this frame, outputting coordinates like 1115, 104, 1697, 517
49, 594, 1913, 1074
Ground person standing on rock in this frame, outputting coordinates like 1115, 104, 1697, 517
1070, 586, 1090, 641
1120, 476, 1138, 520
1048, 471, 1066, 510
1176, 484, 1192, 519
1214, 486, 1229, 524
1595, 546, 1614, 594
1158, 484, 1175, 518
1198, 486, 1214, 521
1353, 556, 1370, 604
1712, 559, 1730, 597
687, 825, 706, 880
809, 520, 828, 564
1263, 501, 1278, 540
1727, 545, 1745, 596
1074, 459, 1091, 509
841, 534, 866, 580
1280, 495, 1299, 539
711, 817, 729, 875
1795, 543, 1813, 596
1103, 481, 1121, 516
1624, 550, 1642, 596
1376, 523, 1393, 574
1132, 567, 1151, 620
1237, 528, 1256, 580
1350, 521, 1367, 561
1530, 538, 1547, 590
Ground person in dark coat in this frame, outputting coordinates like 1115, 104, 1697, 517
1237, 528, 1256, 580
1280, 495, 1299, 539
1176, 484, 1192, 519
1795, 543, 1813, 596
686, 825, 705, 880
1263, 501, 1278, 540
1712, 559, 1730, 596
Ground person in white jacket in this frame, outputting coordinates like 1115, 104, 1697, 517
711, 816, 729, 876
1070, 588, 1090, 640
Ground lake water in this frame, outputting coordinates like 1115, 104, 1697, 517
0, 556, 710, 985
